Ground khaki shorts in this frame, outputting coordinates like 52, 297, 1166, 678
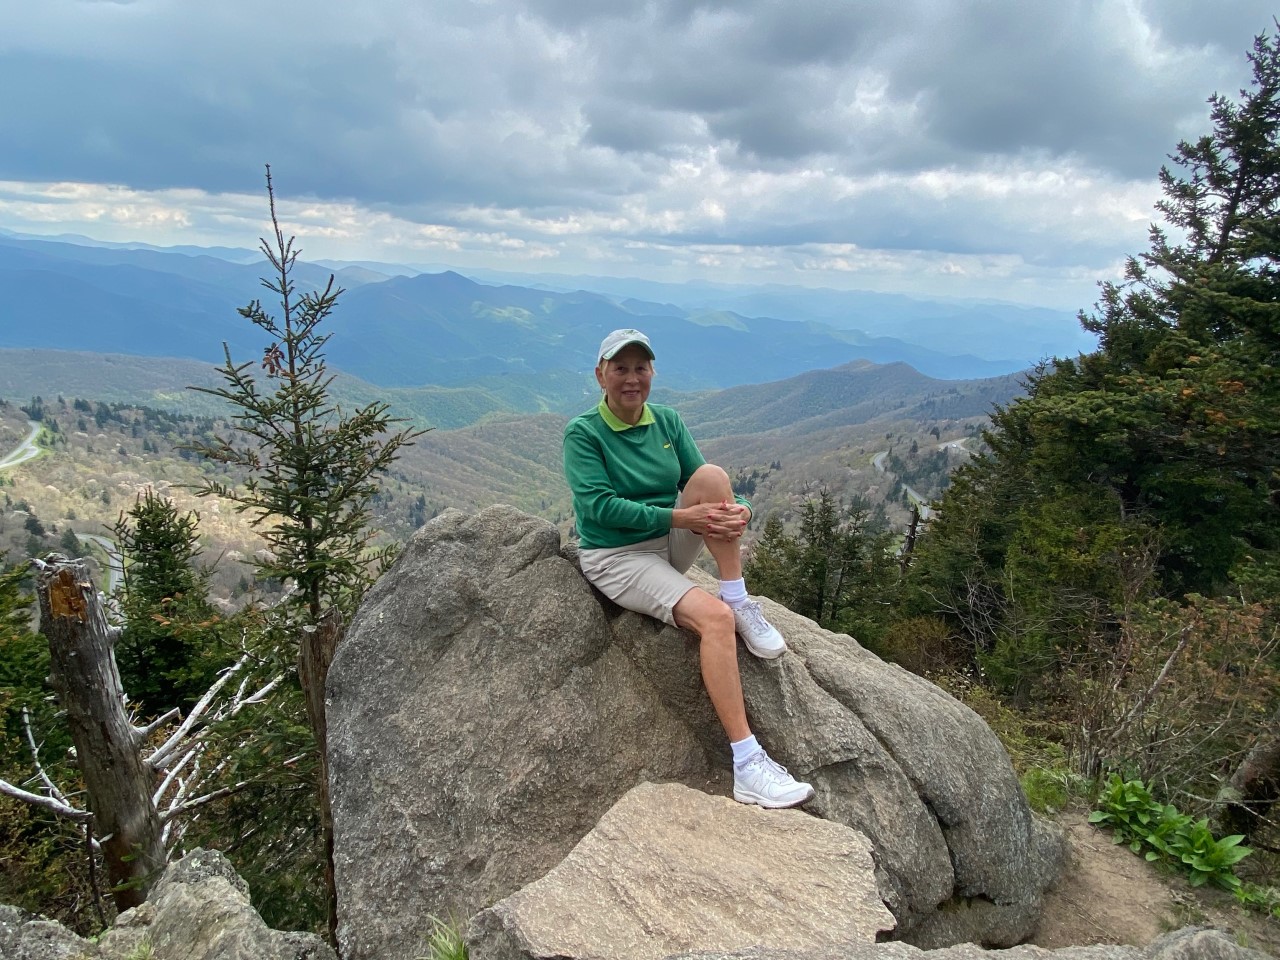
578, 496, 706, 627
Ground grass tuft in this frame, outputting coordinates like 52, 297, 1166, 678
418, 915, 468, 960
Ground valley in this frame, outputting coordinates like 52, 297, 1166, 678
0, 353, 1017, 605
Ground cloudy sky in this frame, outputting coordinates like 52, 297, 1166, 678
1, 0, 1275, 309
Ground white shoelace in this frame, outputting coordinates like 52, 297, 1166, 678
737, 601, 771, 632
741, 751, 791, 782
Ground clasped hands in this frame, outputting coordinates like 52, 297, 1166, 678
678, 500, 749, 541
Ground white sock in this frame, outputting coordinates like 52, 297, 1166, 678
730, 734, 761, 768
719, 577, 748, 607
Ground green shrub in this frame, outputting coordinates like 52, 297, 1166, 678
929, 671, 1069, 777
873, 615, 960, 676
1162, 818, 1251, 890
1089, 775, 1252, 891
1235, 881, 1280, 918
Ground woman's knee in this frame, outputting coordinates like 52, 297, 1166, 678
675, 590, 735, 637
684, 463, 732, 502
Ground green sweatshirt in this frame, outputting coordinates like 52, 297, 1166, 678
563, 400, 750, 549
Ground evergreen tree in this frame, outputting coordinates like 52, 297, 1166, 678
909, 30, 1280, 694
746, 491, 900, 645
112, 490, 220, 717
189, 168, 425, 622
1059, 30, 1279, 591
58, 528, 80, 557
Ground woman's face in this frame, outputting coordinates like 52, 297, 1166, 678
595, 343, 654, 424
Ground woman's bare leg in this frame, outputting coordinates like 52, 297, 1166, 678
680, 464, 743, 579
673, 587, 749, 741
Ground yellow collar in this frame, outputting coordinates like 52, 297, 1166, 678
598, 398, 655, 431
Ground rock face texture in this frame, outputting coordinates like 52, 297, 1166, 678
328, 505, 1064, 960
467, 782, 896, 960
0, 849, 335, 960
0, 905, 97, 960
666, 927, 1273, 960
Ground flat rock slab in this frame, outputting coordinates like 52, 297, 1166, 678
468, 782, 895, 960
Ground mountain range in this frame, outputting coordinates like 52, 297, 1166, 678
0, 232, 1085, 404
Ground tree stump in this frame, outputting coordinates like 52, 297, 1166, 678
35, 555, 166, 910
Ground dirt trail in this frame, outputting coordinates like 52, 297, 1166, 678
1032, 813, 1279, 954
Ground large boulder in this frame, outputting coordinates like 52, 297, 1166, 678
467, 781, 896, 960
328, 505, 1064, 960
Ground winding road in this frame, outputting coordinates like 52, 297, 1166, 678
76, 533, 125, 596
0, 421, 41, 470
0, 419, 124, 597
871, 437, 972, 522
870, 450, 936, 520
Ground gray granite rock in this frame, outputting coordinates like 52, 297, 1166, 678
97, 848, 336, 960
1146, 927, 1274, 960
328, 505, 1064, 960
1, 850, 334, 959
0, 904, 103, 960
662, 925, 1271, 960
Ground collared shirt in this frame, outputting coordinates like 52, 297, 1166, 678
562, 401, 705, 549
596, 397, 656, 431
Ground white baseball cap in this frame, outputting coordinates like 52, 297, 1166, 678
598, 328, 655, 362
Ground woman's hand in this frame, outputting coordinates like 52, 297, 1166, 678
706, 500, 749, 541
676, 500, 749, 541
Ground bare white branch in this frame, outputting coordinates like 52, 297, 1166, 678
148, 652, 251, 770
0, 777, 92, 821
152, 739, 201, 808
22, 706, 77, 811
159, 782, 249, 823
133, 707, 180, 745
234, 674, 284, 713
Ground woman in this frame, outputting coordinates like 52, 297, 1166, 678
563, 328, 813, 809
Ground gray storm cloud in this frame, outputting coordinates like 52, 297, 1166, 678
0, 0, 1274, 298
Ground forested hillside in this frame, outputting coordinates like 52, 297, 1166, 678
0, 348, 590, 431
899, 29, 1279, 861
676, 360, 1021, 439
0, 399, 261, 597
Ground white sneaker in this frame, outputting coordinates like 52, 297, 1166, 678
731, 599, 786, 659
733, 751, 815, 809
